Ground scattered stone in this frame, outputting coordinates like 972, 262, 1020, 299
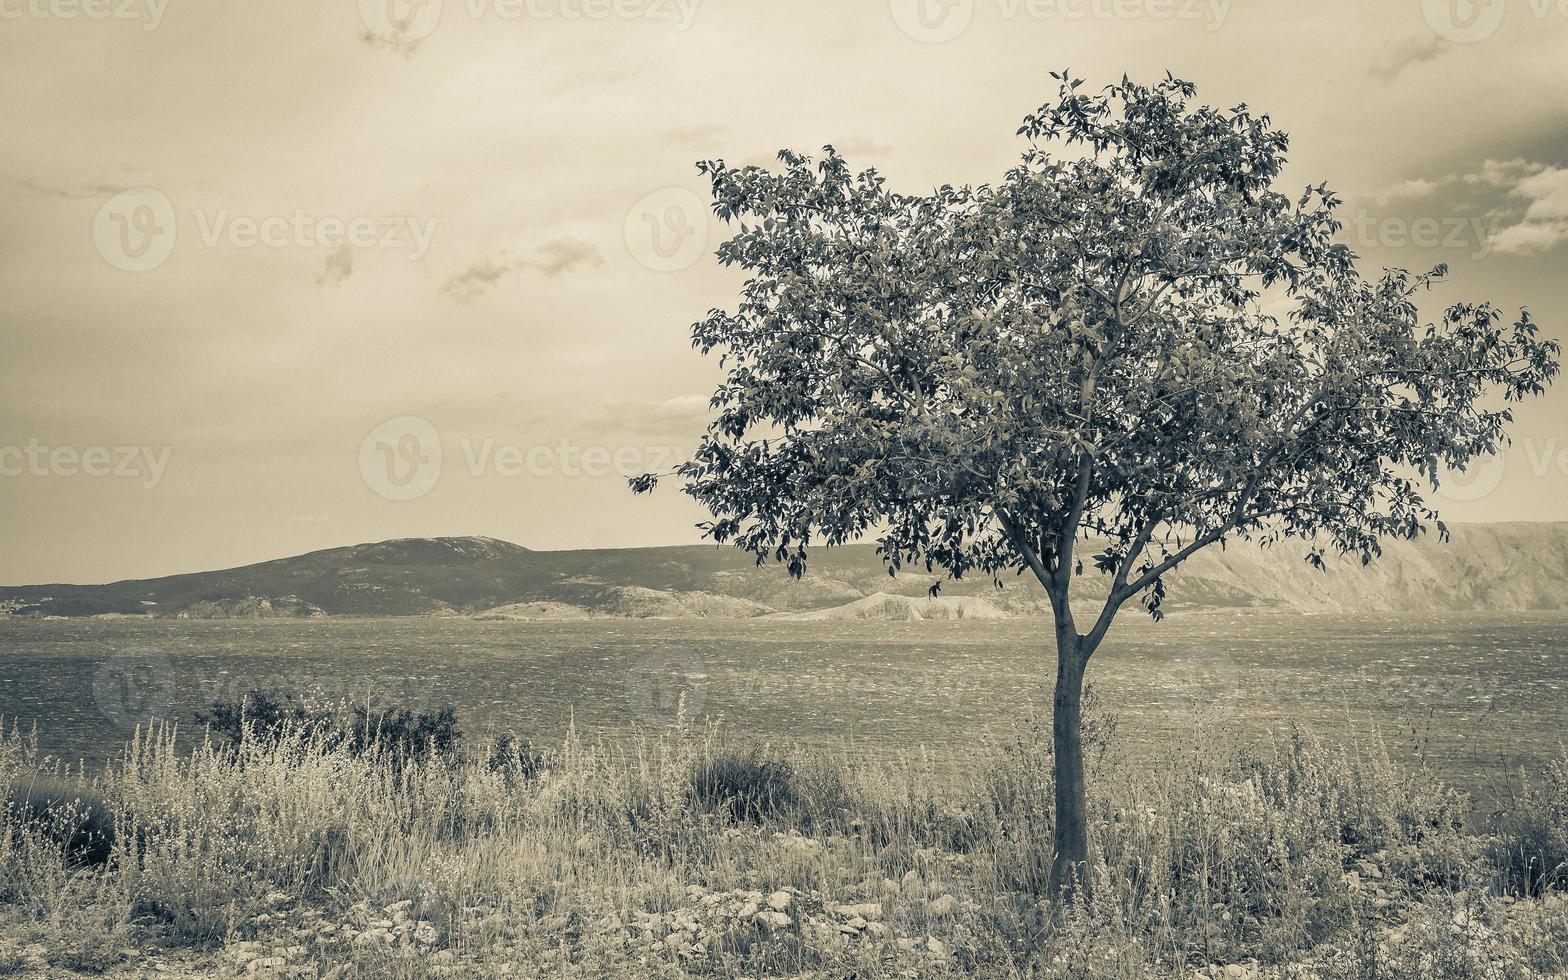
767, 890, 792, 911
755, 910, 792, 930
227, 941, 264, 962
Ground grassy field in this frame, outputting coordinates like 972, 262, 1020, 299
1, 697, 1567, 978
2, 614, 1566, 976
1, 612, 1565, 802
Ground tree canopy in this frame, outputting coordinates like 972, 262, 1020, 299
635, 72, 1559, 640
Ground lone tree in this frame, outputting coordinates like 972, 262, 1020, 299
632, 74, 1559, 895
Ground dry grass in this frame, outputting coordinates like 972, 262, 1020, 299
1, 704, 1566, 978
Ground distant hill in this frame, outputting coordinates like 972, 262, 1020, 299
2, 523, 1566, 620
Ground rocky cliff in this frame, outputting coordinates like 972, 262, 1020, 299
2, 524, 1564, 620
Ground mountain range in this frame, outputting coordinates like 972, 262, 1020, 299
2, 523, 1566, 620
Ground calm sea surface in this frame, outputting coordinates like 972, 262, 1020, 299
1, 612, 1563, 800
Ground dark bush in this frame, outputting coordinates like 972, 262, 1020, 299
483, 734, 548, 782
195, 690, 326, 747
692, 744, 803, 824
1487, 752, 1568, 895
195, 691, 463, 762
342, 703, 460, 761
3, 774, 117, 867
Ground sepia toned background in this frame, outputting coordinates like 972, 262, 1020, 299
2, 0, 1566, 583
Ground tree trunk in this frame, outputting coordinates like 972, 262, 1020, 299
1049, 630, 1090, 898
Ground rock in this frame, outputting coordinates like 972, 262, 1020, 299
226, 942, 264, 964
767, 891, 792, 912
1355, 861, 1384, 880
754, 910, 792, 930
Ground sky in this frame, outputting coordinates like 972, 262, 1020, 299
1, 0, 1566, 584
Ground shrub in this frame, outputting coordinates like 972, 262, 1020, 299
196, 691, 462, 762
483, 734, 548, 782
1487, 748, 1568, 895
2, 774, 116, 868
691, 743, 802, 824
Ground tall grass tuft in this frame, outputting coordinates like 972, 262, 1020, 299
0, 708, 1564, 978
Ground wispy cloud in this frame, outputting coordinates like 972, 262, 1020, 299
1369, 159, 1568, 256
20, 177, 135, 201
441, 237, 605, 303
318, 244, 354, 286
528, 237, 603, 276
1376, 177, 1443, 204
1486, 162, 1568, 254
1370, 36, 1447, 84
